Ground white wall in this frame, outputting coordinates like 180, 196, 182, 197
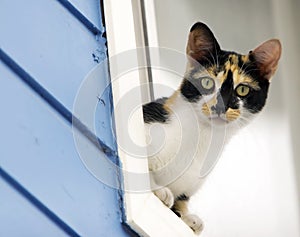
151, 1, 300, 236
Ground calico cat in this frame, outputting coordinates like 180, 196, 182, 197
143, 22, 281, 234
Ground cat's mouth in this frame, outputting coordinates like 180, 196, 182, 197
203, 106, 241, 125
208, 114, 228, 125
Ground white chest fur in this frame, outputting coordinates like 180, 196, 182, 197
145, 94, 235, 197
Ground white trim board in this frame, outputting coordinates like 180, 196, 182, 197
103, 0, 197, 236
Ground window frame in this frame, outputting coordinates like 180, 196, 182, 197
102, 0, 197, 236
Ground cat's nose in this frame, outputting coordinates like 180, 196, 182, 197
211, 92, 226, 116
212, 102, 225, 116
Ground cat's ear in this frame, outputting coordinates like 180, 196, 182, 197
250, 39, 282, 80
186, 22, 221, 62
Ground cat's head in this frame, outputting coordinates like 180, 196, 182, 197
180, 22, 281, 126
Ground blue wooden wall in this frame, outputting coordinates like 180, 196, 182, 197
0, 1, 131, 236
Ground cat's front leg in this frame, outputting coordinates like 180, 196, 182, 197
182, 214, 204, 234
172, 195, 204, 235
154, 187, 174, 208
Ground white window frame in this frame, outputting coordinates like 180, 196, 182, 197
103, 0, 196, 236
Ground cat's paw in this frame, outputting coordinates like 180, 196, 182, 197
181, 214, 204, 235
154, 187, 174, 208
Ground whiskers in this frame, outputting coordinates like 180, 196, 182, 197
233, 113, 254, 129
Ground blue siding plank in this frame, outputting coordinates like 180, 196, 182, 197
56, 0, 102, 35
0, 0, 101, 110
67, 0, 103, 31
0, 0, 113, 148
0, 168, 81, 237
0, 179, 66, 237
0, 63, 128, 237
0, 48, 116, 158
0, 0, 131, 236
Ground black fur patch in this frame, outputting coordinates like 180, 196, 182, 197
241, 80, 269, 113
180, 78, 202, 102
143, 97, 169, 123
180, 72, 215, 102
176, 193, 189, 201
171, 208, 182, 217
217, 70, 234, 113
239, 55, 270, 113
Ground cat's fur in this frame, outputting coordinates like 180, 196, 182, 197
143, 22, 281, 234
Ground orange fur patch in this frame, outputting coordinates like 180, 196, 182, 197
202, 103, 211, 117
225, 108, 241, 121
164, 90, 179, 113
202, 96, 217, 116
173, 200, 189, 216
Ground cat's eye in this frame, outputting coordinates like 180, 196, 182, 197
201, 77, 215, 90
236, 85, 250, 97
